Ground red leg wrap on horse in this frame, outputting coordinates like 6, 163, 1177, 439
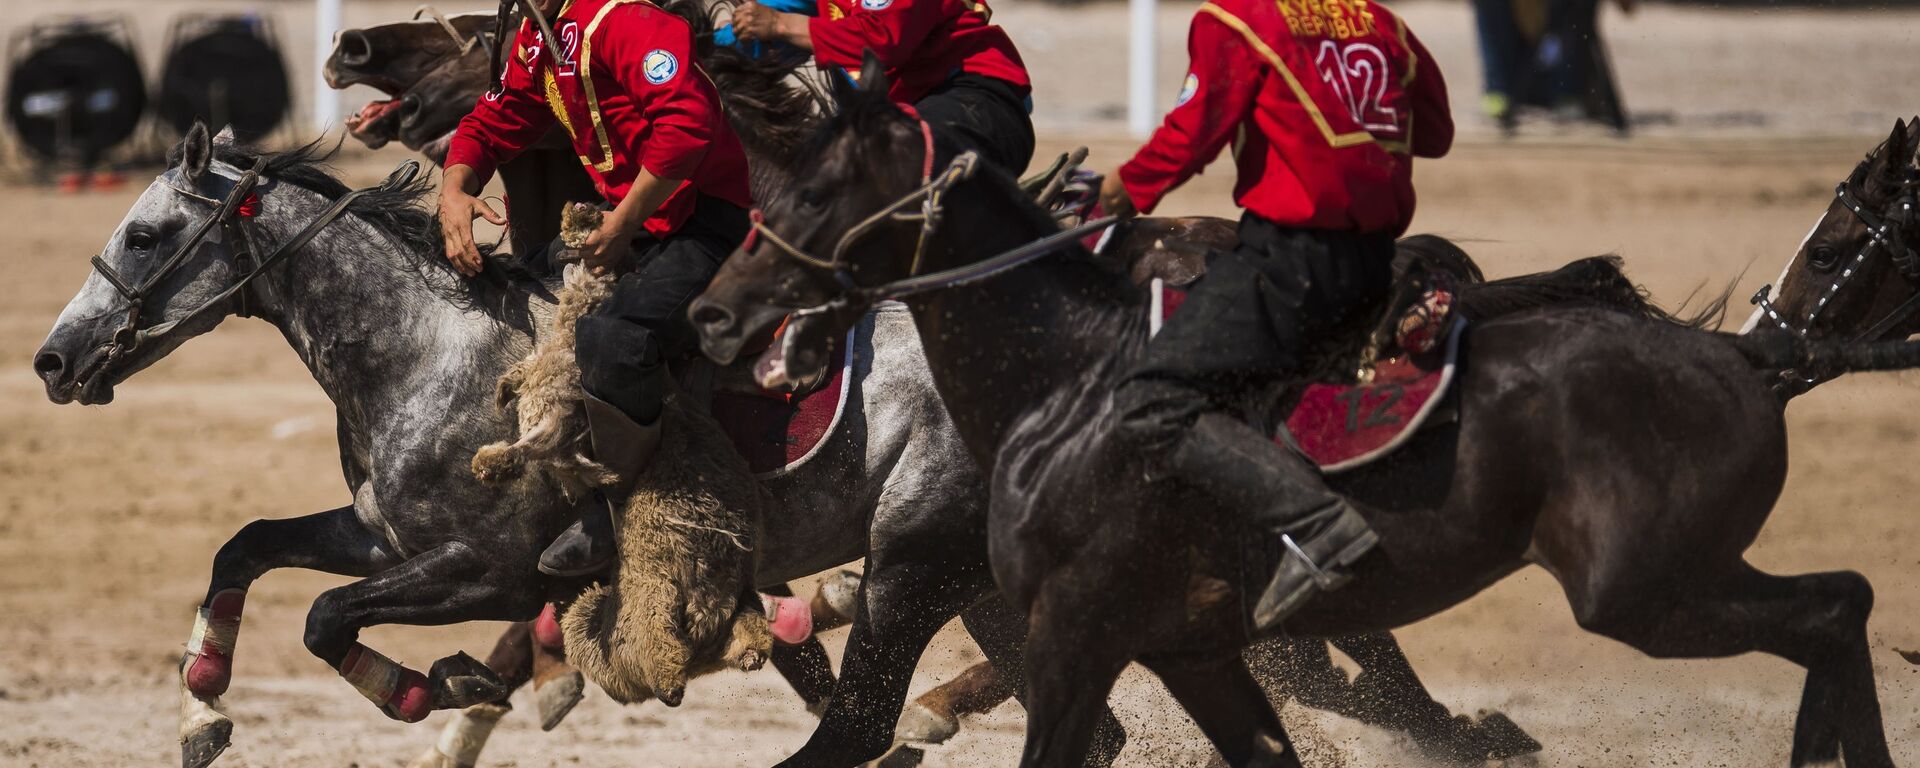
341, 643, 434, 723
533, 603, 565, 651
184, 589, 246, 696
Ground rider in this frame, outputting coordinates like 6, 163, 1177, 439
439, 0, 754, 576
729, 0, 1035, 174
1098, 0, 1452, 631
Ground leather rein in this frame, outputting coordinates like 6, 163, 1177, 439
743, 112, 1115, 315
89, 159, 422, 365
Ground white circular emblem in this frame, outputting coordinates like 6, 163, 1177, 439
861, 0, 893, 10
1175, 73, 1199, 107
643, 49, 679, 85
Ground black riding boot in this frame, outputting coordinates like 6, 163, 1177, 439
538, 394, 661, 577
1169, 412, 1378, 632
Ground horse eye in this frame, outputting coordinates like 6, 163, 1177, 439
126, 231, 156, 252
1809, 245, 1840, 271
798, 187, 826, 211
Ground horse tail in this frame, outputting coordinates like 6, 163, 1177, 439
1731, 329, 1920, 377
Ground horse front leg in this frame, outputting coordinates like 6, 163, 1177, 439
1329, 633, 1539, 763
407, 621, 544, 768
764, 582, 838, 714
300, 541, 544, 726
959, 598, 1127, 766
182, 505, 399, 768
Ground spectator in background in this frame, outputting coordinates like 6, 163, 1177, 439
1472, 0, 1630, 133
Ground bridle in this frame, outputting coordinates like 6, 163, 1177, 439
88, 158, 421, 366
742, 112, 1115, 316
485, 0, 572, 99
1751, 157, 1920, 341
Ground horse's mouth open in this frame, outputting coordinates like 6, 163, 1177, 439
752, 314, 833, 392
345, 98, 405, 148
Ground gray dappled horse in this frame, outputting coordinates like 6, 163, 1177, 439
32, 125, 997, 768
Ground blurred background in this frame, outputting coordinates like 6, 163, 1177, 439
1, 1, 1918, 766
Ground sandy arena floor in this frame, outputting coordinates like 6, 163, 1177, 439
2, 1, 1919, 766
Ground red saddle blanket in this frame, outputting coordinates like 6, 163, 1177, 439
706, 330, 855, 478
1154, 282, 1463, 473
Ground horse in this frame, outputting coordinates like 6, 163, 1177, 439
1745, 119, 1920, 381
692, 56, 1917, 768
321, 9, 1545, 768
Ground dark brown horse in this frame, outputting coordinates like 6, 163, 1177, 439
692, 58, 1917, 768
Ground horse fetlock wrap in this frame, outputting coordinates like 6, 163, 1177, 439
183, 588, 245, 697
342, 643, 434, 722
474, 202, 771, 707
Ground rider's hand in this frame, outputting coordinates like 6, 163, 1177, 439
1099, 174, 1137, 220
732, 1, 784, 42
580, 220, 633, 277
438, 177, 506, 278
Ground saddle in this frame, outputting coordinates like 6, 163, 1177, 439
1137, 227, 1470, 473
674, 323, 854, 479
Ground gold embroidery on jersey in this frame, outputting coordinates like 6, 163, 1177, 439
828, 3, 846, 19
543, 70, 578, 140
1274, 0, 1375, 40
1199, 3, 1372, 149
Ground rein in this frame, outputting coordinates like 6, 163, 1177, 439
486, 0, 575, 99
89, 159, 422, 364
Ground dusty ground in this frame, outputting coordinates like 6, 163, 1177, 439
3, 0, 1920, 766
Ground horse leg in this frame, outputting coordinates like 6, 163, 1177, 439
775, 561, 994, 768
301, 541, 544, 724
1017, 587, 1136, 768
896, 659, 1013, 745
764, 582, 838, 714
528, 611, 586, 730
408, 622, 540, 768
1560, 562, 1890, 768
1330, 634, 1539, 762
181, 505, 398, 768
1144, 656, 1300, 768
960, 597, 1128, 766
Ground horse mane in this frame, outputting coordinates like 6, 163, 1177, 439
195, 139, 545, 316
1451, 250, 1729, 330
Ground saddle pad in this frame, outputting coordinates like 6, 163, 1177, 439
1152, 281, 1463, 473
709, 329, 855, 478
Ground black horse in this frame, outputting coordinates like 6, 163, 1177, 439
693, 56, 1916, 768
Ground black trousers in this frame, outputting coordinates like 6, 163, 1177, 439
914, 74, 1036, 176
565, 194, 749, 424
1115, 214, 1397, 453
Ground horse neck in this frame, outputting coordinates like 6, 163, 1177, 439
245, 200, 524, 415
902, 178, 1146, 458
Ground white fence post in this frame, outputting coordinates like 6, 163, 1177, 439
1127, 0, 1157, 138
313, 0, 342, 134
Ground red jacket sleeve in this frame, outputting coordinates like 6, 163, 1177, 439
603, 9, 714, 180
808, 0, 944, 70
1401, 21, 1452, 160
445, 25, 557, 184
1117, 7, 1262, 215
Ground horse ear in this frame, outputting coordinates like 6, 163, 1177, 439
859, 49, 889, 97
213, 125, 239, 147
179, 122, 213, 180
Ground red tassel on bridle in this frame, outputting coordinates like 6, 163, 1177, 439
236, 192, 261, 219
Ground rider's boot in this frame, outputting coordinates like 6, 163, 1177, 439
1167, 412, 1378, 633
538, 394, 661, 577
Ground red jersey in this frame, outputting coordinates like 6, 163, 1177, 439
809, 0, 1029, 104
446, 0, 753, 237
1117, 0, 1451, 235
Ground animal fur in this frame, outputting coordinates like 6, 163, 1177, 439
473, 201, 772, 706
558, 392, 773, 706
471, 205, 618, 499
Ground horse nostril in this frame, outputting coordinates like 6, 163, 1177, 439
397, 94, 423, 122
33, 351, 66, 379
691, 303, 734, 334
338, 30, 373, 67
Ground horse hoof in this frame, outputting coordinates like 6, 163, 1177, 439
537, 670, 586, 731
1472, 712, 1542, 760
893, 702, 960, 745
180, 718, 232, 768
430, 652, 508, 710
863, 744, 924, 768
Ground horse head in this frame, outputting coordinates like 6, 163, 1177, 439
693, 53, 929, 389
326, 10, 497, 157
1751, 118, 1920, 345
36, 124, 264, 405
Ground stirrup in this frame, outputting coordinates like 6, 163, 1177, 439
1278, 534, 1344, 590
